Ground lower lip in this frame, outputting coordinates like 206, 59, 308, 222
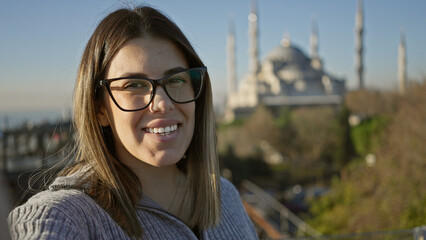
144, 126, 180, 142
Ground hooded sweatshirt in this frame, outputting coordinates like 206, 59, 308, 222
8, 172, 258, 240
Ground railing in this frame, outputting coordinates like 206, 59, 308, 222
240, 180, 321, 238
284, 226, 426, 240
240, 179, 426, 240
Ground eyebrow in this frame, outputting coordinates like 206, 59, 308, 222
117, 67, 187, 79
164, 67, 186, 76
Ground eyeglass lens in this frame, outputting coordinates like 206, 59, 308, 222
109, 69, 203, 111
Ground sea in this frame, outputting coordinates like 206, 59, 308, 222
0, 109, 70, 131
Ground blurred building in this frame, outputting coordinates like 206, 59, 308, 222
225, 2, 346, 121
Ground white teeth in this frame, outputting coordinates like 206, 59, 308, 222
146, 124, 178, 135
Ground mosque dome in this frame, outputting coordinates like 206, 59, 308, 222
265, 41, 309, 65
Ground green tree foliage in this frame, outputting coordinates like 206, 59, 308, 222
219, 145, 272, 186
350, 115, 390, 156
290, 107, 339, 160
331, 107, 354, 169
243, 104, 282, 147
218, 104, 353, 188
308, 80, 426, 233
218, 105, 280, 186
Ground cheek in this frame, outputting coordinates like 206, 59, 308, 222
186, 103, 196, 127
186, 103, 196, 141
106, 102, 142, 140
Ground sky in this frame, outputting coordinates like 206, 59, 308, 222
0, 0, 425, 123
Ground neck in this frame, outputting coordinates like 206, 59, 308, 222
131, 162, 186, 213
134, 163, 180, 192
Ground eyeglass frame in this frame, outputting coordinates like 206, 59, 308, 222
98, 66, 207, 112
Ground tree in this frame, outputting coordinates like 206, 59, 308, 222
308, 80, 426, 233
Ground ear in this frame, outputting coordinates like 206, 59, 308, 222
97, 105, 110, 127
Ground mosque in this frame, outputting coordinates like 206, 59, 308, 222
224, 1, 356, 121
224, 0, 409, 121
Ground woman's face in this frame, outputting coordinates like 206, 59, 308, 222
98, 37, 195, 169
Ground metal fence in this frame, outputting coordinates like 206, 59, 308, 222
240, 179, 426, 240
281, 226, 426, 240
241, 180, 321, 238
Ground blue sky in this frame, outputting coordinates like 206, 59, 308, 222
1, 0, 425, 116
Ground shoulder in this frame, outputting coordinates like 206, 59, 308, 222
219, 177, 246, 212
10, 168, 103, 224
23, 187, 90, 206
220, 176, 236, 190
220, 177, 250, 208
9, 189, 112, 239
220, 177, 240, 200
208, 177, 258, 239
14, 188, 97, 220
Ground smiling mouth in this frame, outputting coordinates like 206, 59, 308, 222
144, 124, 178, 135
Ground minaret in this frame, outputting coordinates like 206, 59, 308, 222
355, 0, 365, 89
310, 16, 319, 59
227, 15, 237, 95
240, 0, 259, 107
310, 16, 322, 70
248, 0, 259, 76
398, 29, 407, 94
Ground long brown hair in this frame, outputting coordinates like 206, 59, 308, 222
62, 6, 220, 238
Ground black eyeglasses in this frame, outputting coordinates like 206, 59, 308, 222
99, 67, 206, 112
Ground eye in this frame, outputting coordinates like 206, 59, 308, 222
123, 80, 150, 90
169, 78, 186, 84
166, 77, 188, 88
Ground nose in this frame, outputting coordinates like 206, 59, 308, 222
149, 86, 174, 113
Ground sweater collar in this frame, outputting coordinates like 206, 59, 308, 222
48, 168, 92, 191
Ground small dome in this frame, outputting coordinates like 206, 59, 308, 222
278, 64, 304, 82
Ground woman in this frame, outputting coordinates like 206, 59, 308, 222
8, 6, 257, 240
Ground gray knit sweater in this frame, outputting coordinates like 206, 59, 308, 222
8, 173, 258, 239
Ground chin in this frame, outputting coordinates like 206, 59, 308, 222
148, 154, 183, 168
150, 160, 180, 168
